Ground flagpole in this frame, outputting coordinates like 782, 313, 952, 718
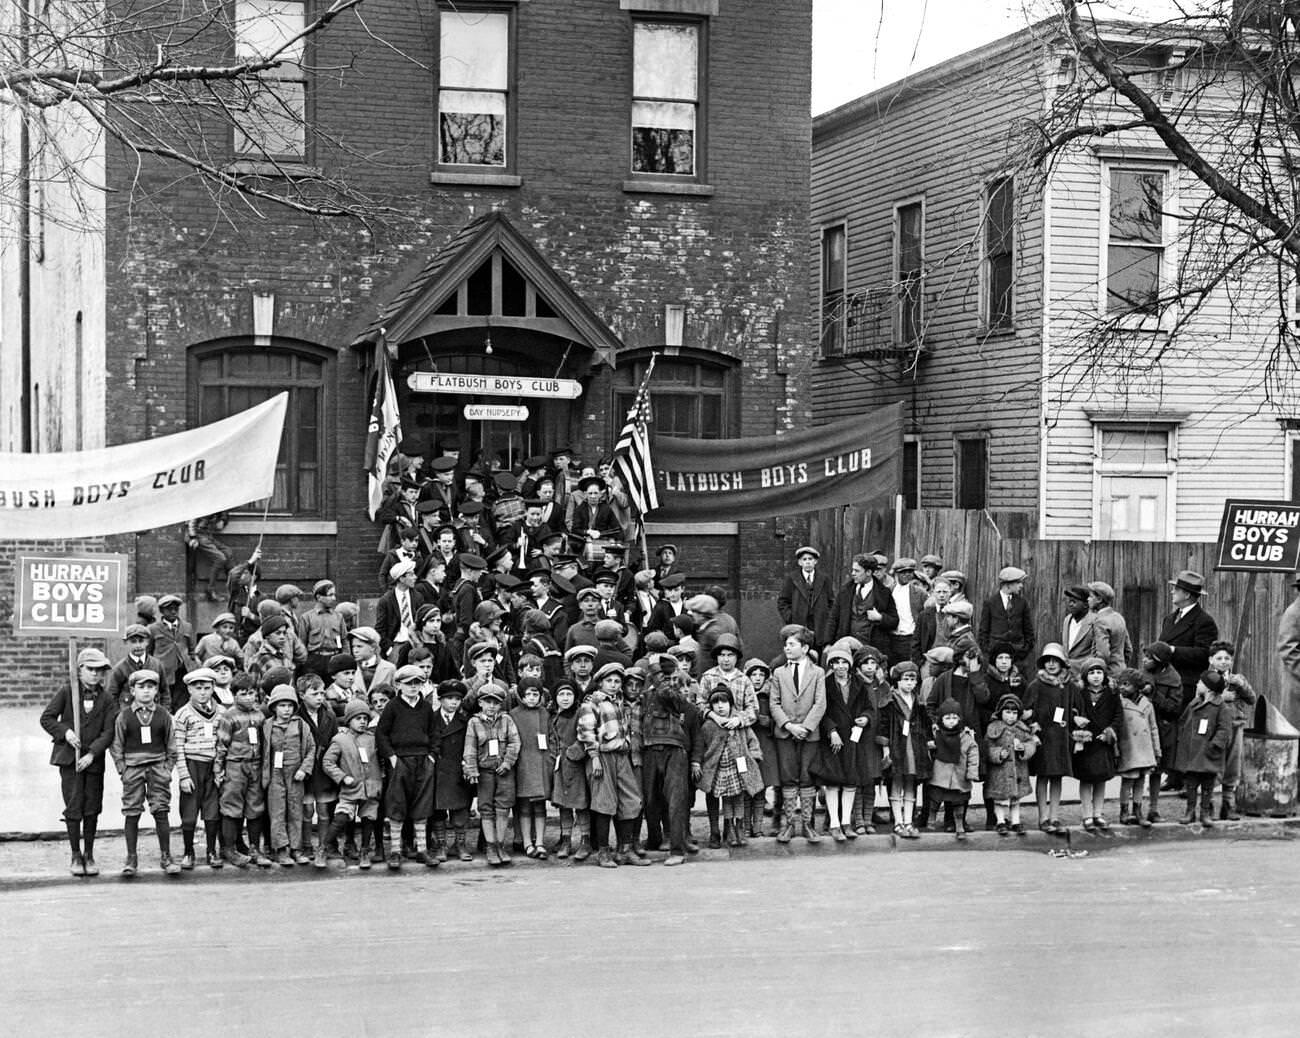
638, 514, 650, 571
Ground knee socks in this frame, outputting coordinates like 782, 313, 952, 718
203, 818, 220, 856
706, 794, 720, 836
83, 815, 98, 858
591, 812, 612, 850
125, 815, 140, 856
154, 813, 171, 854
824, 788, 841, 830
66, 819, 82, 857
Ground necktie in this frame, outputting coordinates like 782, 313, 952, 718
791, 664, 800, 691
399, 589, 413, 630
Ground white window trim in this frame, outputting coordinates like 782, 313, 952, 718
819, 220, 848, 355
979, 176, 1015, 333
1090, 421, 1179, 540
1098, 159, 1178, 329
1286, 428, 1300, 500
893, 195, 925, 344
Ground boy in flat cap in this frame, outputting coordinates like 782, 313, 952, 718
376, 664, 439, 869
195, 613, 242, 667
174, 667, 226, 868
777, 546, 835, 649
111, 669, 179, 876
301, 579, 350, 680
40, 647, 118, 876
149, 593, 195, 711
463, 685, 521, 866
977, 566, 1034, 668
215, 673, 267, 867
108, 624, 163, 704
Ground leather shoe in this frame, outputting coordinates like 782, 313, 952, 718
82, 855, 99, 876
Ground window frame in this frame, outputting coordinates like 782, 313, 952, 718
612, 350, 736, 441
1091, 421, 1179, 541
190, 340, 333, 519
434, 1, 517, 175
981, 176, 1015, 333
893, 196, 925, 346
819, 220, 848, 357
230, 0, 313, 163
1099, 160, 1177, 323
953, 433, 988, 510
627, 15, 708, 184
1288, 429, 1300, 504
902, 434, 921, 510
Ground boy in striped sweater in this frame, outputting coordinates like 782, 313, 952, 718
110, 670, 179, 876
174, 667, 225, 869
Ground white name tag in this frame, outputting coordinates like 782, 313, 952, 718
554, 754, 561, 772
202, 722, 213, 739
248, 727, 258, 746
735, 756, 748, 774
488, 738, 500, 756
274, 750, 285, 768
1053, 707, 1065, 725
359, 746, 369, 763
850, 726, 863, 743
902, 720, 911, 738
139, 725, 152, 745
82, 700, 95, 715
537, 733, 548, 751
1198, 719, 1209, 736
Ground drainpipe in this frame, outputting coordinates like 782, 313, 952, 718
18, 0, 33, 450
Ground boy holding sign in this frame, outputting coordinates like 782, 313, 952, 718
40, 647, 118, 877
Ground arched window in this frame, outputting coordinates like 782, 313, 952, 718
192, 342, 330, 516
613, 351, 736, 440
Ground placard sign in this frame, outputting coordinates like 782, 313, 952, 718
1214, 500, 1300, 572
14, 553, 128, 635
465, 404, 530, 421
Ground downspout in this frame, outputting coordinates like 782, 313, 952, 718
18, 0, 32, 450
1039, 167, 1051, 540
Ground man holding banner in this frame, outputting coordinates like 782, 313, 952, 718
39, 648, 119, 877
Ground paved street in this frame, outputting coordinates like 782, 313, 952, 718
3, 839, 1297, 1037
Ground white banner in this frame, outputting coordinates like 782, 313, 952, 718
0, 394, 288, 539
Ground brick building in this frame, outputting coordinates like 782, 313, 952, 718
1, 0, 814, 689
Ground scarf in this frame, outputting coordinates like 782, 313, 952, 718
933, 723, 964, 764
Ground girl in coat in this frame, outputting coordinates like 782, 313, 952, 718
877, 660, 932, 838
927, 697, 980, 839
745, 658, 781, 837
1072, 657, 1121, 832
810, 647, 866, 841
1022, 643, 1076, 834
984, 693, 1038, 835
691, 688, 765, 847
848, 647, 889, 834
510, 677, 552, 858
548, 680, 591, 860
1116, 668, 1161, 827
1174, 670, 1234, 826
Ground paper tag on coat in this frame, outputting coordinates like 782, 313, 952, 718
488, 738, 500, 757
902, 720, 911, 738
248, 727, 258, 746
850, 726, 863, 743
140, 725, 152, 745
274, 750, 285, 768
82, 700, 96, 716
537, 733, 548, 751
1053, 707, 1065, 725
1198, 719, 1208, 735
359, 746, 370, 763
735, 756, 748, 774
202, 722, 214, 739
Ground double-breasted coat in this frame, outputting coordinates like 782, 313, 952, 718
777, 569, 836, 646
810, 673, 880, 786
431, 707, 473, 811
1072, 686, 1121, 783
1173, 686, 1233, 775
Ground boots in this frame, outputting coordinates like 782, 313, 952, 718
1180, 794, 1198, 825
776, 790, 797, 843
955, 805, 970, 841
800, 788, 821, 843
1221, 789, 1241, 821
555, 832, 573, 859
221, 819, 251, 868
748, 796, 765, 839
421, 834, 441, 868
432, 823, 449, 863
1199, 789, 1215, 827
357, 823, 373, 870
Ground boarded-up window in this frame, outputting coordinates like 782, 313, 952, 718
632, 21, 699, 175
233, 0, 307, 158
439, 8, 509, 166
1107, 169, 1166, 313
984, 179, 1014, 329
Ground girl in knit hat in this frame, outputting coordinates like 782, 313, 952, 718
691, 688, 765, 847
927, 698, 980, 839
1073, 658, 1121, 833
1022, 643, 1077, 834
745, 658, 781, 836
1115, 668, 1161, 827
878, 660, 932, 838
849, 648, 888, 834
984, 693, 1037, 835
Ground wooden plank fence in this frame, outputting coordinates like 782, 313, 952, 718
810, 507, 1298, 720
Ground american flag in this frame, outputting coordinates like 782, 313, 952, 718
613, 354, 660, 515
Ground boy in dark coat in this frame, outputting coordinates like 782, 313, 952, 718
777, 546, 836, 648
1174, 670, 1234, 826
40, 646, 118, 876
431, 680, 475, 861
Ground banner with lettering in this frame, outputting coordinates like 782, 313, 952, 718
0, 394, 287, 538
650, 403, 903, 522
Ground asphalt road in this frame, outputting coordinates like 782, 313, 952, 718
3, 840, 1297, 1038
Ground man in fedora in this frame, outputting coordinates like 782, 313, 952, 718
1277, 570, 1300, 722
777, 546, 835, 649
1157, 569, 1219, 793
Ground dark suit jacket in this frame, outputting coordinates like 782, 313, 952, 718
830, 578, 900, 651
375, 586, 427, 653
646, 598, 686, 640
40, 683, 118, 771
107, 653, 165, 703
147, 619, 194, 680
1157, 603, 1219, 693
777, 569, 836, 645
977, 593, 1035, 662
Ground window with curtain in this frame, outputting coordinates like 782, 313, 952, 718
439, 6, 510, 167
631, 20, 702, 176
233, 0, 308, 159
194, 346, 327, 515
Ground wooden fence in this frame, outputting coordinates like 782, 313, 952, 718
809, 506, 1298, 720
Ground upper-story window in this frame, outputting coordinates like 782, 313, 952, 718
820, 223, 847, 355
895, 200, 924, 344
438, 6, 511, 167
1106, 168, 1168, 314
631, 20, 703, 177
233, 0, 307, 159
983, 178, 1014, 331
